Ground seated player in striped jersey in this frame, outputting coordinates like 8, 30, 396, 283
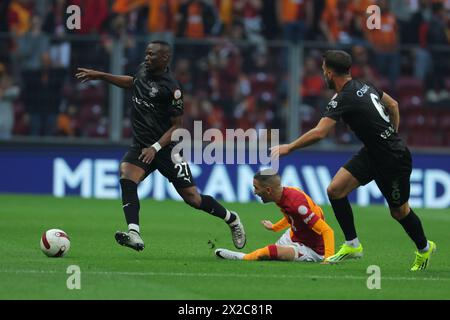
215, 169, 335, 262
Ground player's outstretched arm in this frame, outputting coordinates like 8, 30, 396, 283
261, 220, 274, 230
264, 217, 290, 232
75, 68, 133, 89
271, 117, 336, 158
381, 92, 400, 132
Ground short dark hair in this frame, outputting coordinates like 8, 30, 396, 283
149, 40, 172, 53
323, 50, 352, 75
254, 169, 281, 186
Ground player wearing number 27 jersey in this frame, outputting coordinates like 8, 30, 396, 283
271, 50, 435, 271
76, 41, 246, 253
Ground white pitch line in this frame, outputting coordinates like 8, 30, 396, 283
0, 269, 448, 282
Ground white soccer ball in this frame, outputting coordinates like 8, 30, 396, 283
40, 229, 71, 257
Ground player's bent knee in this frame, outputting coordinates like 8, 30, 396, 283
276, 245, 296, 261
390, 201, 410, 219
390, 205, 410, 220
183, 193, 201, 208
390, 210, 404, 220
120, 163, 145, 184
327, 184, 344, 199
120, 174, 141, 185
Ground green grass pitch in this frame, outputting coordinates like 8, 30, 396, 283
0, 194, 448, 300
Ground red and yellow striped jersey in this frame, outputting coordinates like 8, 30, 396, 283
274, 187, 334, 257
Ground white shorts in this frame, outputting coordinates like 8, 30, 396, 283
275, 229, 324, 262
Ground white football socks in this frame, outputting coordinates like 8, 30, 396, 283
419, 241, 430, 253
345, 238, 360, 248
224, 210, 238, 224
235, 252, 245, 260
128, 224, 140, 234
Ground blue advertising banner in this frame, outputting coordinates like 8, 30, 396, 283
1, 145, 449, 208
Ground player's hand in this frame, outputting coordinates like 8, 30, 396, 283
75, 68, 103, 82
139, 147, 156, 164
261, 220, 274, 231
270, 144, 291, 159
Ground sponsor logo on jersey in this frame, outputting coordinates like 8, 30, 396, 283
132, 96, 155, 109
356, 84, 370, 97
149, 82, 159, 97
326, 94, 338, 110
327, 100, 338, 110
303, 213, 315, 224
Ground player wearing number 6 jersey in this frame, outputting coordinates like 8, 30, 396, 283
75, 41, 246, 252
271, 50, 435, 271
215, 170, 334, 262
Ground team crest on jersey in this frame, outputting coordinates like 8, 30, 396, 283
298, 205, 308, 215
149, 82, 159, 97
327, 93, 338, 110
327, 100, 338, 109
174, 89, 182, 99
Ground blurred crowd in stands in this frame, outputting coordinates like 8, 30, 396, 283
0, 0, 449, 147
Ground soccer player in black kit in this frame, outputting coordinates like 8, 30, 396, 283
272, 50, 436, 271
76, 41, 246, 251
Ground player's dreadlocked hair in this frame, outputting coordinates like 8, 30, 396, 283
323, 50, 352, 75
254, 169, 281, 187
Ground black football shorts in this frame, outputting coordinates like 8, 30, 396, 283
343, 147, 412, 208
121, 143, 195, 189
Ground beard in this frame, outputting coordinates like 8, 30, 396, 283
326, 77, 335, 90
257, 195, 269, 203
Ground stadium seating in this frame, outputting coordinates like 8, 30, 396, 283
396, 76, 424, 99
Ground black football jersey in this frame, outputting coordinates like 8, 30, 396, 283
323, 79, 406, 163
130, 63, 183, 147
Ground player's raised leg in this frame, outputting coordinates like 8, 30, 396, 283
216, 245, 295, 261
390, 202, 436, 271
115, 162, 145, 251
326, 167, 363, 263
177, 186, 246, 249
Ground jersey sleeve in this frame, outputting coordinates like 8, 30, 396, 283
323, 93, 346, 121
290, 194, 320, 228
272, 216, 290, 232
367, 81, 383, 98
168, 87, 184, 117
311, 219, 335, 258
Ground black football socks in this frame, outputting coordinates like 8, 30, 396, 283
200, 195, 237, 224
329, 196, 358, 241
119, 178, 140, 233
397, 209, 428, 251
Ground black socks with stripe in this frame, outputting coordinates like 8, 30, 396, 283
200, 195, 236, 224
397, 209, 428, 251
329, 196, 358, 241
120, 179, 140, 231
